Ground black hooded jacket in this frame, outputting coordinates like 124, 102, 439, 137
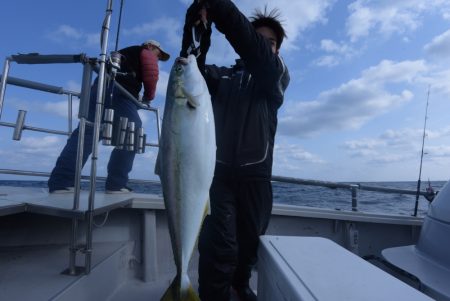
181, 0, 290, 180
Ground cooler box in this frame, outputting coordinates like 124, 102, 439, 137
257, 236, 432, 301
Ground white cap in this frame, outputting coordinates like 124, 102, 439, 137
142, 39, 170, 61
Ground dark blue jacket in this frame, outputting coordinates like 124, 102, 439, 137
182, 0, 290, 179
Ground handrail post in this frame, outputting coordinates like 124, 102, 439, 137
350, 184, 358, 212
156, 108, 161, 141
85, 0, 114, 274
68, 93, 73, 134
0, 57, 11, 119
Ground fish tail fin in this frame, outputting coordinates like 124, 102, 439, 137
160, 274, 200, 301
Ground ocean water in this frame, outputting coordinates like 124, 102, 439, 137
0, 180, 446, 217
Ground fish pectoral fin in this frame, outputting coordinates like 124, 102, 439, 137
182, 83, 202, 109
187, 96, 199, 109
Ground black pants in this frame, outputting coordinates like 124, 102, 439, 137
198, 177, 273, 301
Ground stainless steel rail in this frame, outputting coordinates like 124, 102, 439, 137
1, 169, 436, 211
0, 121, 70, 136
0, 169, 160, 185
0, 53, 161, 276
0, 0, 163, 278
271, 175, 436, 211
271, 175, 434, 197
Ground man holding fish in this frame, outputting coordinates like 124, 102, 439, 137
180, 1, 290, 300
157, 0, 289, 300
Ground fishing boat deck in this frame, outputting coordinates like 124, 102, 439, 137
0, 185, 263, 300
0, 184, 429, 300
0, 186, 160, 219
0, 241, 129, 301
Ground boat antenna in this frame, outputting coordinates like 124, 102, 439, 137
413, 85, 431, 216
114, 0, 125, 51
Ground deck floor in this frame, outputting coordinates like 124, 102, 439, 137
0, 242, 126, 301
0, 186, 158, 218
108, 271, 258, 301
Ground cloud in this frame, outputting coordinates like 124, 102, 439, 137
5, 93, 79, 120
416, 67, 450, 98
53, 25, 83, 39
20, 135, 60, 149
342, 127, 450, 164
320, 39, 351, 54
344, 138, 385, 150
380, 128, 423, 148
123, 17, 182, 49
275, 144, 325, 164
43, 100, 79, 119
424, 29, 450, 60
313, 55, 340, 67
46, 25, 100, 48
361, 59, 427, 83
1, 134, 120, 174
243, 0, 336, 51
313, 39, 357, 67
346, 0, 450, 42
343, 136, 415, 163
273, 144, 325, 176
426, 146, 450, 157
279, 60, 426, 137
15, 136, 66, 160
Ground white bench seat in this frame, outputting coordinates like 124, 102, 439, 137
258, 236, 432, 301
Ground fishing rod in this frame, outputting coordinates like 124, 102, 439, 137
114, 0, 125, 51
413, 85, 431, 217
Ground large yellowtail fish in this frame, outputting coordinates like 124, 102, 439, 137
155, 55, 216, 301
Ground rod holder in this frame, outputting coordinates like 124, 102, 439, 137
13, 110, 27, 141
114, 116, 128, 150
0, 58, 11, 119
142, 134, 147, 153
126, 121, 135, 152
136, 127, 145, 154
102, 108, 114, 145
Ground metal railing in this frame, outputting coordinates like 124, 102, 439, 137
0, 168, 436, 213
0, 50, 161, 275
271, 176, 436, 212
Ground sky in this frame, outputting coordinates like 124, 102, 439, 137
1, 0, 450, 183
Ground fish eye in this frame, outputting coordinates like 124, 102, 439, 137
175, 65, 183, 73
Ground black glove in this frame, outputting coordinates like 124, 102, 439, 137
180, 1, 211, 58
186, 1, 206, 28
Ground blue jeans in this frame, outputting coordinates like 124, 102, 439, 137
48, 79, 142, 191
